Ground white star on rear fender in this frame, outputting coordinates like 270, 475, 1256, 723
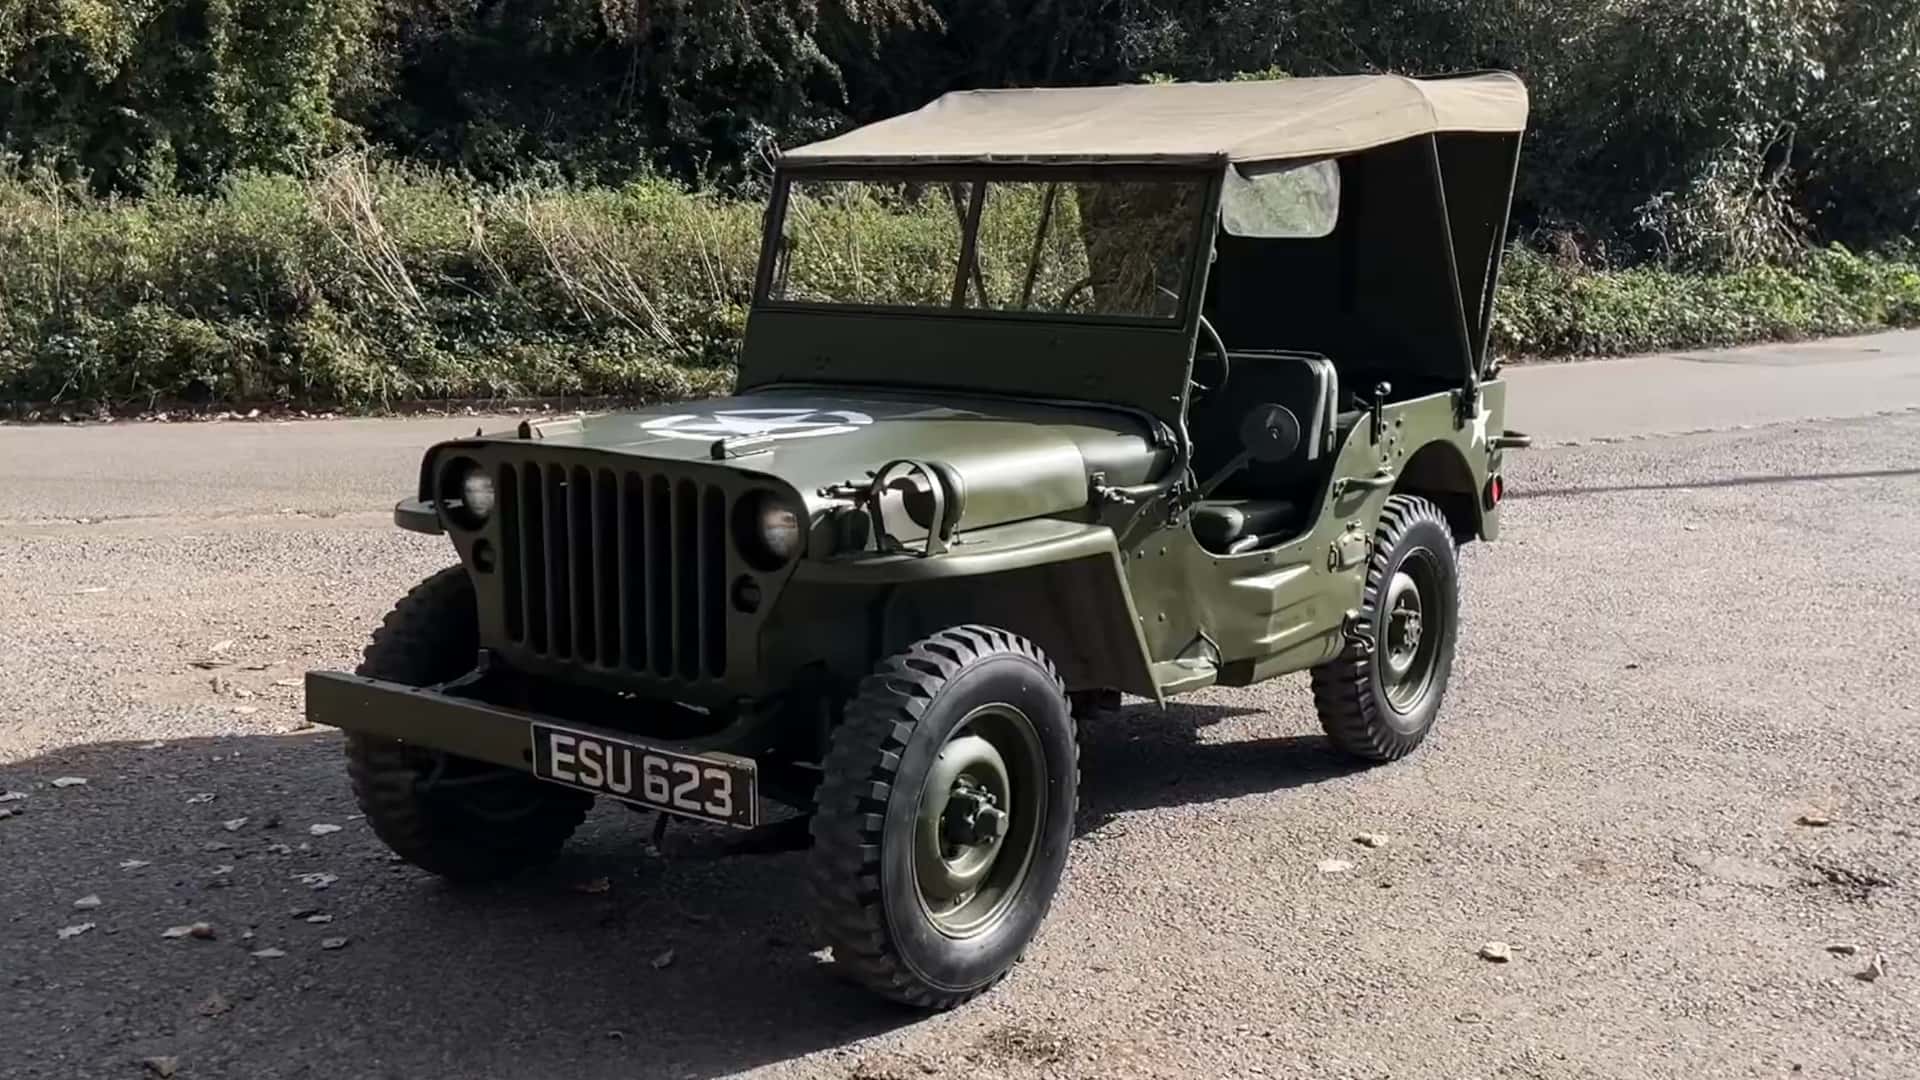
1470, 405, 1490, 448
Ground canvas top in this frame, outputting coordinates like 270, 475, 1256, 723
782, 72, 1528, 167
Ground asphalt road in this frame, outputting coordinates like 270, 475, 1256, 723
2, 335, 1918, 1079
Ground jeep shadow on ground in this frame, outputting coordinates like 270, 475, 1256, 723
0, 703, 1358, 1079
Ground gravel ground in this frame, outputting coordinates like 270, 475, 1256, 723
2, 364, 1918, 1078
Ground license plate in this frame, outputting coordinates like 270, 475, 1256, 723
529, 723, 757, 829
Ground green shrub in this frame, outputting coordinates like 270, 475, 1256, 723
4, 161, 1919, 413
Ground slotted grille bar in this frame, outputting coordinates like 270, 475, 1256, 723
493, 455, 730, 682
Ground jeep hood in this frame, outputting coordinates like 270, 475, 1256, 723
485, 388, 1169, 531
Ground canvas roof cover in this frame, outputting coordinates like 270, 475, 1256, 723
783, 73, 1528, 167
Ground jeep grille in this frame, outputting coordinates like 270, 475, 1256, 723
495, 461, 728, 681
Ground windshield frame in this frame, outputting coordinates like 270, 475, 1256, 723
752, 163, 1222, 330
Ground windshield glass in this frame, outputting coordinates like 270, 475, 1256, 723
765, 174, 1208, 322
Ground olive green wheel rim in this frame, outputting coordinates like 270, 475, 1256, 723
1380, 550, 1444, 714
912, 703, 1047, 940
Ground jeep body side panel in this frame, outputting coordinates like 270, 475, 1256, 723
1120, 384, 1502, 697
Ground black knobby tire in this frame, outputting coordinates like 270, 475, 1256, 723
1311, 495, 1460, 762
345, 566, 590, 883
808, 626, 1080, 1009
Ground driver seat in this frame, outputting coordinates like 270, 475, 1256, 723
1190, 351, 1339, 554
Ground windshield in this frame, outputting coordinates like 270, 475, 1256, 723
763, 173, 1209, 323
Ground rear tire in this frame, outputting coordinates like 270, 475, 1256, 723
345, 567, 590, 883
1311, 495, 1460, 762
808, 626, 1079, 1009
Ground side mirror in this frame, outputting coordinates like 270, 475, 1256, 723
1238, 404, 1302, 464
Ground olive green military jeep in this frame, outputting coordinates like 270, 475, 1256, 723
309, 72, 1533, 1008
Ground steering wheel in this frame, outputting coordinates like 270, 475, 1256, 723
1058, 275, 1109, 312
1192, 313, 1231, 404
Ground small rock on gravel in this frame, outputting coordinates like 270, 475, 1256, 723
119, 860, 150, 871
196, 992, 232, 1017
1826, 942, 1860, 956
58, 922, 96, 940
185, 793, 215, 805
1856, 953, 1888, 983
320, 937, 349, 951
73, 895, 102, 910
651, 948, 675, 970
1353, 832, 1391, 849
221, 818, 249, 832
295, 872, 338, 890
162, 922, 216, 940
1316, 859, 1354, 874
1797, 813, 1833, 828
305, 914, 333, 924
141, 1056, 179, 1078
308, 824, 342, 836
249, 948, 287, 959
0, 791, 27, 803
0, 808, 14, 820
51, 777, 88, 788
1479, 941, 1513, 963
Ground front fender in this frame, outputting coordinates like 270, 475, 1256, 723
789, 518, 1161, 701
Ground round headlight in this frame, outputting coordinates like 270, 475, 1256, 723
461, 466, 496, 521
439, 457, 494, 529
735, 490, 803, 570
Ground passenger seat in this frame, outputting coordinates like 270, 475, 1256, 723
1190, 351, 1339, 554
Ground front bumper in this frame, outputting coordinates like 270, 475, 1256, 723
304, 669, 787, 775
307, 670, 553, 771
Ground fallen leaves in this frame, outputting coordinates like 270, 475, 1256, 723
1856, 953, 1888, 983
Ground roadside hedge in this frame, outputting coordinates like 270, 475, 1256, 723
4, 163, 1918, 413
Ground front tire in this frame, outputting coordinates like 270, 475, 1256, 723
1311, 495, 1461, 762
808, 626, 1079, 1009
345, 567, 591, 883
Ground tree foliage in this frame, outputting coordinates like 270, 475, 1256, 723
2, 0, 1917, 265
